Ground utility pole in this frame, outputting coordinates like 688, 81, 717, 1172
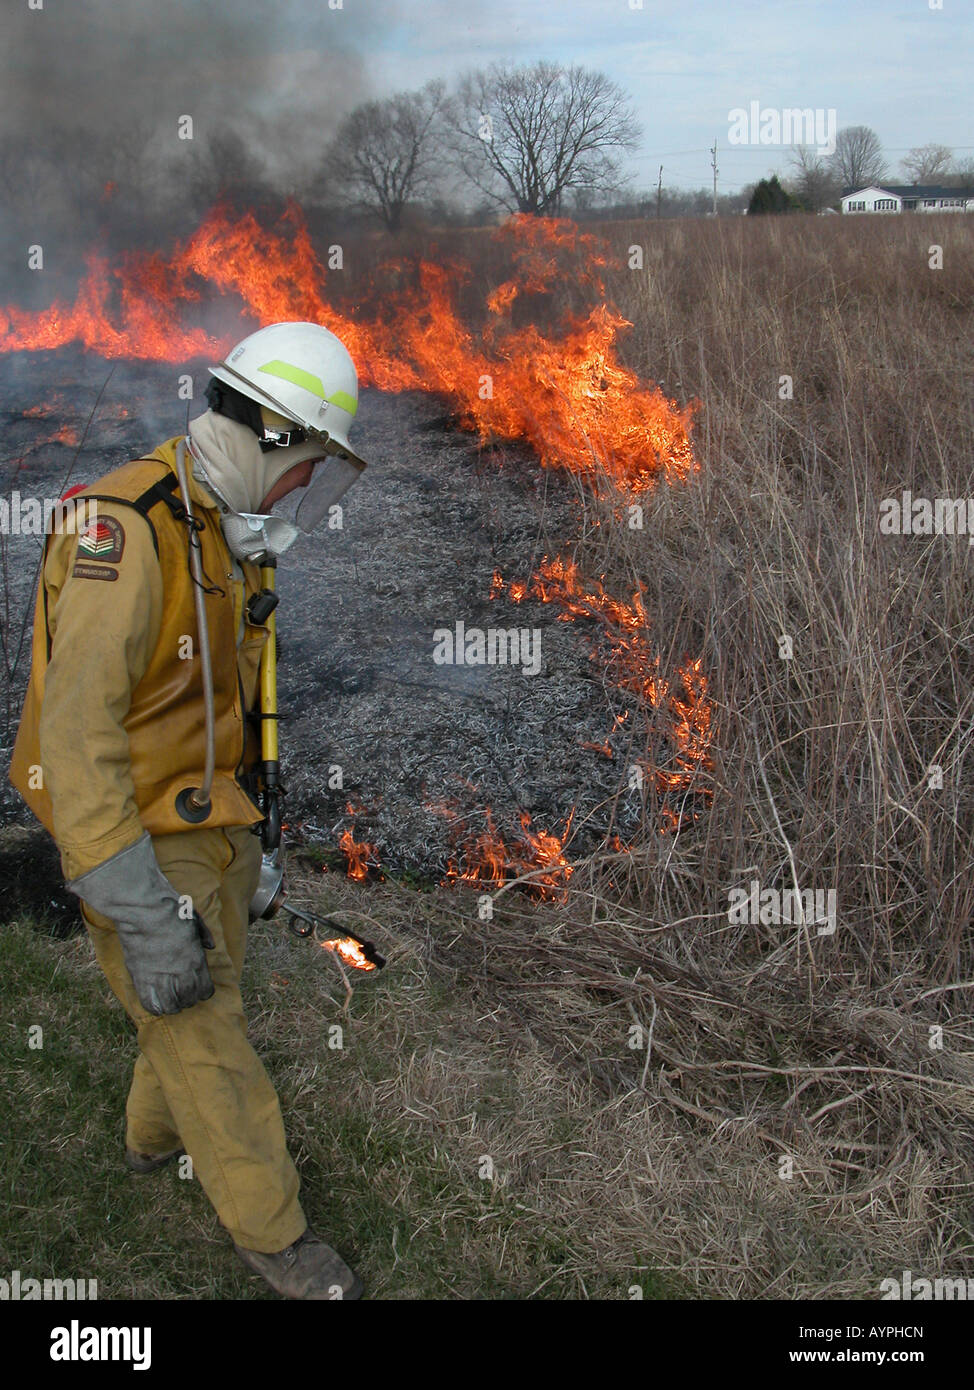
656, 164, 663, 218
711, 139, 719, 216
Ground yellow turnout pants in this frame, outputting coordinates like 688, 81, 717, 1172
81, 823, 306, 1254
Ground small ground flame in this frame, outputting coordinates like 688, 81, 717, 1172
320, 936, 379, 972
443, 807, 574, 899
490, 558, 713, 817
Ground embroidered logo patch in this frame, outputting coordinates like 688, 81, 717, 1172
72, 562, 118, 582
77, 515, 124, 564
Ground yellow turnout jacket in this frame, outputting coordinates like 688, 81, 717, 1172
9, 436, 268, 879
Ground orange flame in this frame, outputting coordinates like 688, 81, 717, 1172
338, 828, 376, 882
320, 937, 378, 972
1, 203, 713, 879
443, 807, 574, 899
490, 559, 713, 814
0, 204, 697, 493
335, 802, 379, 881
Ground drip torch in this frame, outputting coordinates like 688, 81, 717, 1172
246, 560, 384, 971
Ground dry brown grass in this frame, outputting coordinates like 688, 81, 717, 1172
288, 841, 973, 1298
319, 213, 974, 1295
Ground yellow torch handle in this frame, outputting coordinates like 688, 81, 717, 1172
259, 564, 278, 763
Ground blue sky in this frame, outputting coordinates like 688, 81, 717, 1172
362, 0, 973, 192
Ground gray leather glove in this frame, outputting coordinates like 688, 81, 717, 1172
67, 833, 215, 1016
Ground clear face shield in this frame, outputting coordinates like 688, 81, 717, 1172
294, 447, 367, 533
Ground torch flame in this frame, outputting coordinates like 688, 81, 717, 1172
320, 936, 378, 972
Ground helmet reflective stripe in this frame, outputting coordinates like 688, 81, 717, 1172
257, 360, 358, 418
258, 359, 327, 399
326, 389, 357, 416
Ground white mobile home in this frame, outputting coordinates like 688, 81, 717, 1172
841, 184, 974, 215
841, 187, 901, 214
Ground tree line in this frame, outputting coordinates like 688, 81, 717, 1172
2, 62, 971, 285
764, 130, 974, 214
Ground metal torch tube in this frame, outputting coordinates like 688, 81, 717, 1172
259, 561, 282, 851
259, 562, 279, 764
175, 437, 215, 811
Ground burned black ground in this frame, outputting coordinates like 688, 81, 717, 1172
1, 351, 651, 898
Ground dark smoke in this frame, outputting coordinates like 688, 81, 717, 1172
0, 0, 393, 288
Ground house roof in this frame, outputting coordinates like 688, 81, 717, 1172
882, 184, 974, 199
842, 184, 974, 200
841, 186, 897, 200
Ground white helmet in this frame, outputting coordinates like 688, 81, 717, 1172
209, 321, 368, 532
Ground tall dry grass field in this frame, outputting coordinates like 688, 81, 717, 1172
369, 213, 974, 1295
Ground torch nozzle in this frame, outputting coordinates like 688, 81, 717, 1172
281, 903, 385, 970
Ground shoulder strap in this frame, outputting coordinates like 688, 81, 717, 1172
69, 457, 225, 605
79, 467, 183, 558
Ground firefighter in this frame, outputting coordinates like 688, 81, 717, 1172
8, 321, 369, 1301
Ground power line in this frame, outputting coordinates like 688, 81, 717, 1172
637, 144, 974, 164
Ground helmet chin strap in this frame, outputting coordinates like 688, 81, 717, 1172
213, 360, 334, 448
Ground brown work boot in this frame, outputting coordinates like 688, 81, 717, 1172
125, 1146, 184, 1174
234, 1230, 363, 1300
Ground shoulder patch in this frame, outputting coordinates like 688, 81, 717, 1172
77, 515, 125, 564
72, 562, 119, 582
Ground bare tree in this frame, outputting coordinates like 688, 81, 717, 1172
828, 125, 887, 191
447, 62, 640, 216
787, 146, 840, 212
183, 127, 274, 215
321, 80, 447, 234
900, 143, 954, 184
944, 157, 974, 189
